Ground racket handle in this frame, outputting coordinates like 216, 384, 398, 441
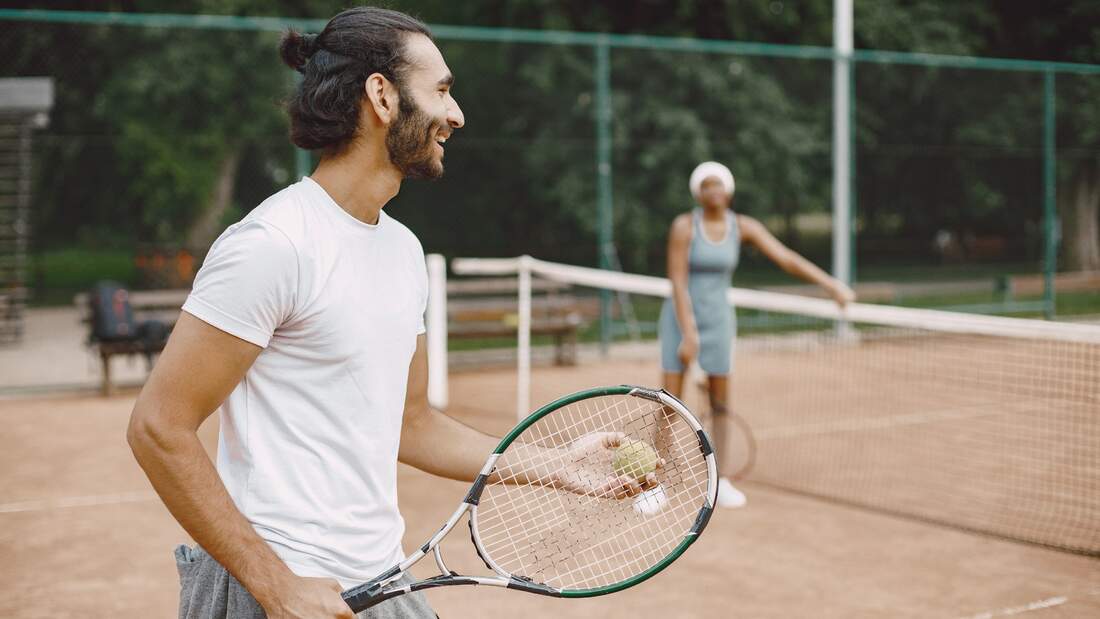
342, 566, 401, 612
342, 586, 404, 613
343, 576, 486, 612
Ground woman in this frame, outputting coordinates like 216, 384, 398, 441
658, 161, 855, 508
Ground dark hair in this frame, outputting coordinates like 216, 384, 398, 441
279, 7, 432, 154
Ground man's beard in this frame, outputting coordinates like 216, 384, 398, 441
385, 92, 444, 180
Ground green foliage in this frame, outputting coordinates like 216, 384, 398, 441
29, 248, 137, 306
2, 0, 1097, 278
97, 26, 288, 241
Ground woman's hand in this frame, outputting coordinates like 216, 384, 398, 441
825, 280, 856, 306
677, 329, 700, 367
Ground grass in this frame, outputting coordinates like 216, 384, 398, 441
28, 248, 137, 306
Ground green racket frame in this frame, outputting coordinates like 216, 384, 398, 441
343, 385, 718, 611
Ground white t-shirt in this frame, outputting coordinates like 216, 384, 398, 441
182, 176, 427, 587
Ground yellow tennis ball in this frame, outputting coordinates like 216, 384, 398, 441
612, 440, 659, 482
502, 313, 519, 328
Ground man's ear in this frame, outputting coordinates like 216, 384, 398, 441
364, 73, 399, 125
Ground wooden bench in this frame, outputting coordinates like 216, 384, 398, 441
446, 278, 597, 365
73, 288, 189, 395
1009, 271, 1100, 297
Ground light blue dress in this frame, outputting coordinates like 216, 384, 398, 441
659, 208, 740, 375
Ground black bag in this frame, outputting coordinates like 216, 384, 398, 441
88, 281, 137, 342
136, 319, 170, 355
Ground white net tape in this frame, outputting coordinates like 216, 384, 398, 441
450, 257, 1100, 554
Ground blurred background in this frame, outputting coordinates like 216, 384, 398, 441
1, 1, 1097, 330
1, 3, 1099, 617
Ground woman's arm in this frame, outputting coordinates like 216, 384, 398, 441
666, 214, 700, 364
738, 214, 855, 305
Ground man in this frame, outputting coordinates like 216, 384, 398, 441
127, 7, 651, 619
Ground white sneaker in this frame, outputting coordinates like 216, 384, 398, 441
716, 477, 747, 508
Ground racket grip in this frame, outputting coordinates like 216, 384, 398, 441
342, 566, 401, 612
342, 586, 405, 613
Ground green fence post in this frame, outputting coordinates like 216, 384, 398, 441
849, 60, 857, 286
595, 37, 613, 354
292, 73, 312, 180
1042, 70, 1057, 319
295, 148, 311, 180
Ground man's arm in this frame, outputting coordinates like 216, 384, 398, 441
127, 313, 353, 619
397, 334, 500, 480
398, 336, 649, 497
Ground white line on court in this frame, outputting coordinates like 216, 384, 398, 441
956, 596, 1069, 619
0, 490, 158, 513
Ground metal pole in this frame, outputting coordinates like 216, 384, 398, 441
517, 256, 532, 419
832, 0, 853, 288
1042, 70, 1057, 319
595, 38, 614, 354
293, 72, 312, 179
426, 254, 448, 410
295, 148, 311, 180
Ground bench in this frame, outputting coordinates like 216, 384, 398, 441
1009, 271, 1100, 297
446, 278, 597, 365
73, 288, 189, 395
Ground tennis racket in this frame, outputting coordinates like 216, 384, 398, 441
689, 362, 757, 480
341, 385, 718, 612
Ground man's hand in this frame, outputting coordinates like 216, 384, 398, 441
553, 432, 663, 499
259, 576, 354, 619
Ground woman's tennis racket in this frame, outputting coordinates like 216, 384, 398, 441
341, 385, 718, 612
688, 362, 757, 480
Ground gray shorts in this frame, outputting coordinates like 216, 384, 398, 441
175, 545, 437, 619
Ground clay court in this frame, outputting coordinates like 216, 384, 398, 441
2, 349, 1098, 619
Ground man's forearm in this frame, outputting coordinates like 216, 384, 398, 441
398, 406, 500, 482
127, 415, 293, 606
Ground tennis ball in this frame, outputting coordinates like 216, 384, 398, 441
612, 440, 659, 482
502, 313, 519, 328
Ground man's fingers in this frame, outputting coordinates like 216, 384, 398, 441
600, 475, 625, 499
620, 475, 642, 497
600, 432, 625, 449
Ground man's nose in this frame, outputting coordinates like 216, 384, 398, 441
447, 98, 465, 129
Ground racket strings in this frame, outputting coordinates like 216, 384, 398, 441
475, 394, 711, 590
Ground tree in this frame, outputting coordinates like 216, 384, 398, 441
2, 0, 1096, 278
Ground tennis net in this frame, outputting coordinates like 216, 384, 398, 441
435, 256, 1100, 555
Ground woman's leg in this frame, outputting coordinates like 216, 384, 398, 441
707, 374, 746, 507
662, 371, 686, 399
706, 375, 730, 476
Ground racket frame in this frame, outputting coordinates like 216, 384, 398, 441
342, 385, 717, 612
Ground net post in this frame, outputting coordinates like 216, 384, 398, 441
426, 253, 448, 410
1042, 70, 1057, 320
517, 255, 532, 419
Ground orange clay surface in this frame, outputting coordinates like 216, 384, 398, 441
1, 358, 1097, 618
